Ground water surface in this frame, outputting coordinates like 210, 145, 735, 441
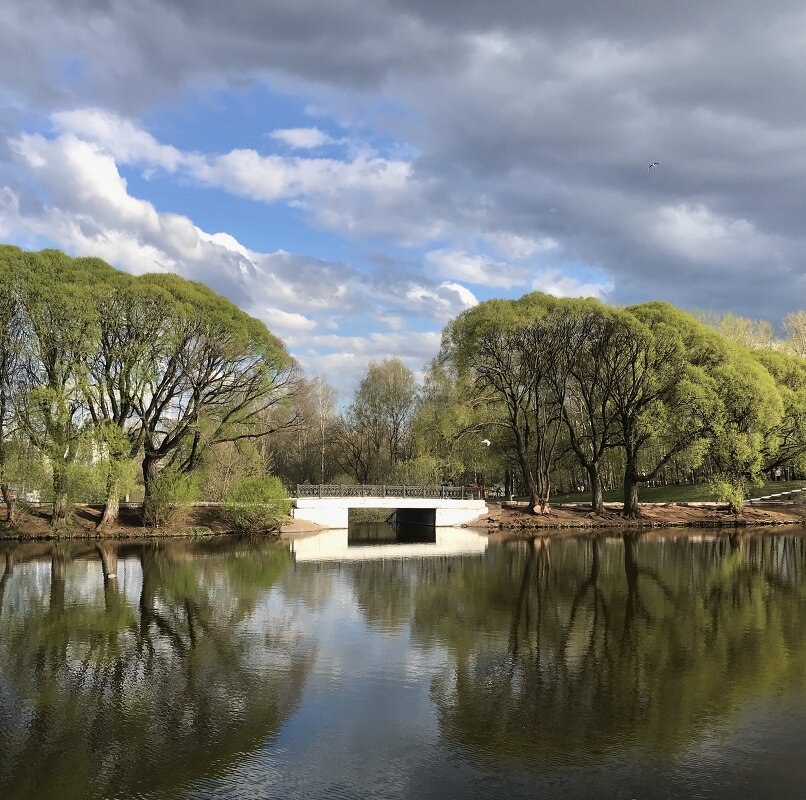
2, 526, 806, 798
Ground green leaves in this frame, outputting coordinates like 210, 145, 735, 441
0, 245, 294, 525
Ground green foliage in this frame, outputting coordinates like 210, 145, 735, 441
752, 349, 806, 472
222, 475, 291, 533
196, 440, 264, 501
391, 455, 444, 485
707, 474, 761, 514
143, 469, 199, 528
0, 245, 294, 525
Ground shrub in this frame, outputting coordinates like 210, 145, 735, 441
143, 468, 199, 528
708, 474, 761, 515
222, 475, 291, 534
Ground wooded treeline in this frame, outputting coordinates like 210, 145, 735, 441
274, 294, 806, 518
3, 244, 806, 526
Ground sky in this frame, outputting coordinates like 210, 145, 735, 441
0, 1, 803, 396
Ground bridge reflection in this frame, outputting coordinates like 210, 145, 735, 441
284, 525, 489, 562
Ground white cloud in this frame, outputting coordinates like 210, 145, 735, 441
531, 268, 613, 299
649, 203, 774, 266
483, 231, 559, 260
192, 148, 411, 202
425, 248, 527, 288
52, 108, 184, 171
269, 127, 334, 149
260, 308, 318, 337
1, 125, 476, 396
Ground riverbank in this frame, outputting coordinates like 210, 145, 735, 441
0, 504, 275, 540
3, 500, 804, 540
475, 501, 806, 531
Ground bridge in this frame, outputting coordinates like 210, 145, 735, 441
292, 484, 489, 529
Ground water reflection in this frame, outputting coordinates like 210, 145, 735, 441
287, 523, 488, 562
414, 533, 806, 770
0, 539, 311, 800
2, 531, 806, 799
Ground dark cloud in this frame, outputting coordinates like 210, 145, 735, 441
0, 0, 804, 317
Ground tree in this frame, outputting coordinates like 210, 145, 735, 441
753, 349, 806, 473
783, 311, 806, 359
0, 256, 24, 523
333, 358, 417, 483
445, 293, 567, 513
412, 359, 494, 485
13, 250, 108, 524
611, 303, 725, 517
551, 300, 625, 514
83, 272, 175, 527
707, 345, 783, 513
122, 274, 294, 524
266, 374, 337, 487
697, 311, 778, 350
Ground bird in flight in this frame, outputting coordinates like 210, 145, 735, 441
648, 162, 660, 170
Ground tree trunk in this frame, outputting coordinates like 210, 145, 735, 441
97, 474, 120, 529
0, 552, 14, 616
51, 465, 69, 526
622, 462, 640, 518
50, 550, 67, 613
96, 542, 118, 580
588, 463, 604, 515
513, 430, 539, 513
1, 483, 14, 524
141, 455, 160, 526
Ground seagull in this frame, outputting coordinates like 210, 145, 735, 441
481, 439, 491, 447
648, 162, 660, 170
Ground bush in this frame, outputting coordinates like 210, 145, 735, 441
222, 475, 291, 533
143, 468, 199, 528
708, 474, 761, 515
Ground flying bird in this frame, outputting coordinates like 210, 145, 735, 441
648, 162, 660, 170
481, 439, 491, 447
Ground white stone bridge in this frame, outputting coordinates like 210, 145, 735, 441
292, 484, 489, 529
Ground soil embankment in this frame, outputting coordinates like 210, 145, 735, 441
0, 504, 241, 540
475, 501, 806, 531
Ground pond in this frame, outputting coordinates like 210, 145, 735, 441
2, 525, 806, 799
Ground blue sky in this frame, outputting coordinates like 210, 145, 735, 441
0, 1, 803, 395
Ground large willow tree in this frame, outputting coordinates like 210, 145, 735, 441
0, 245, 294, 527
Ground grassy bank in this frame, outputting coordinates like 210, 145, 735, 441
548, 480, 805, 506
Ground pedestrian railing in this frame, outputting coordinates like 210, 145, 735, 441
295, 484, 475, 500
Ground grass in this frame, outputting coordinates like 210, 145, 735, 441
546, 480, 806, 506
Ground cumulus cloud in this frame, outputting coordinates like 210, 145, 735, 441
532, 268, 613, 300
52, 108, 184, 171
39, 108, 431, 242
483, 232, 559, 261
0, 123, 476, 395
425, 248, 526, 288
268, 127, 334, 149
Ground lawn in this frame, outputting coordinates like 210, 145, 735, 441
546, 480, 806, 506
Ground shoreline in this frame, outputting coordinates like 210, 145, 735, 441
1, 501, 804, 541
472, 501, 806, 532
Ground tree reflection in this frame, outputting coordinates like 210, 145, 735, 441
0, 539, 311, 800
412, 533, 806, 770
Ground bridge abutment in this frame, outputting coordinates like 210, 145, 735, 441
292, 496, 488, 529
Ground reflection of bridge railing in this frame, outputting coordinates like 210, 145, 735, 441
295, 484, 476, 500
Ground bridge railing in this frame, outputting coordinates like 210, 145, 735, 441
295, 484, 475, 500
